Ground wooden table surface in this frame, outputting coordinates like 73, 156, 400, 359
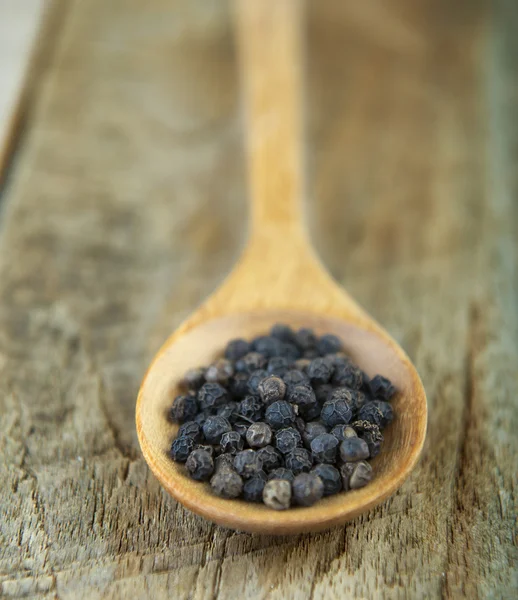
1, 1, 516, 598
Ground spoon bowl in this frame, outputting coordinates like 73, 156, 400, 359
136, 0, 427, 534
137, 308, 426, 534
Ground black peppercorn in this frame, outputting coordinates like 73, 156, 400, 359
169, 394, 199, 424
358, 401, 393, 428
268, 467, 295, 482
243, 475, 267, 502
198, 382, 228, 411
210, 469, 243, 498
169, 436, 195, 463
247, 369, 269, 395
339, 437, 370, 462
202, 416, 232, 444
349, 461, 373, 489
256, 445, 283, 472
317, 334, 343, 356
311, 433, 340, 464
220, 430, 244, 454
258, 375, 286, 405
285, 447, 313, 474
235, 352, 267, 374
265, 400, 296, 430
263, 479, 291, 510
332, 363, 363, 390
369, 374, 396, 401
238, 395, 264, 422
177, 421, 202, 442
182, 367, 206, 391
275, 427, 302, 455
320, 397, 352, 428
311, 464, 342, 496
205, 358, 234, 385
233, 449, 263, 479
246, 422, 273, 448
307, 357, 334, 385
186, 448, 214, 481
225, 338, 250, 362
292, 473, 324, 506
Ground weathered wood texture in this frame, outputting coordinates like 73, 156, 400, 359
0, 0, 516, 598
0, 0, 47, 173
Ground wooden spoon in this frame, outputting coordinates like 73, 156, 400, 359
136, 0, 427, 535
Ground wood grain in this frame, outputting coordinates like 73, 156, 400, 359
0, 0, 516, 598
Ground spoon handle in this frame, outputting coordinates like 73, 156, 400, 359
235, 0, 307, 242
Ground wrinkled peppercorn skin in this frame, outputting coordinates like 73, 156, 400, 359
265, 400, 296, 430
169, 394, 199, 424
169, 436, 195, 463
186, 449, 214, 481
257, 445, 283, 472
198, 383, 228, 411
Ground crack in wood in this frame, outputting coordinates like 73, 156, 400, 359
442, 303, 480, 598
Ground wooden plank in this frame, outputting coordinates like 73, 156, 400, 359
0, 0, 516, 598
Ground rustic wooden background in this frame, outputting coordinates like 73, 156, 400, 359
1, 0, 516, 598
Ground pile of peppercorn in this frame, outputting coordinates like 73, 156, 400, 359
168, 324, 396, 509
